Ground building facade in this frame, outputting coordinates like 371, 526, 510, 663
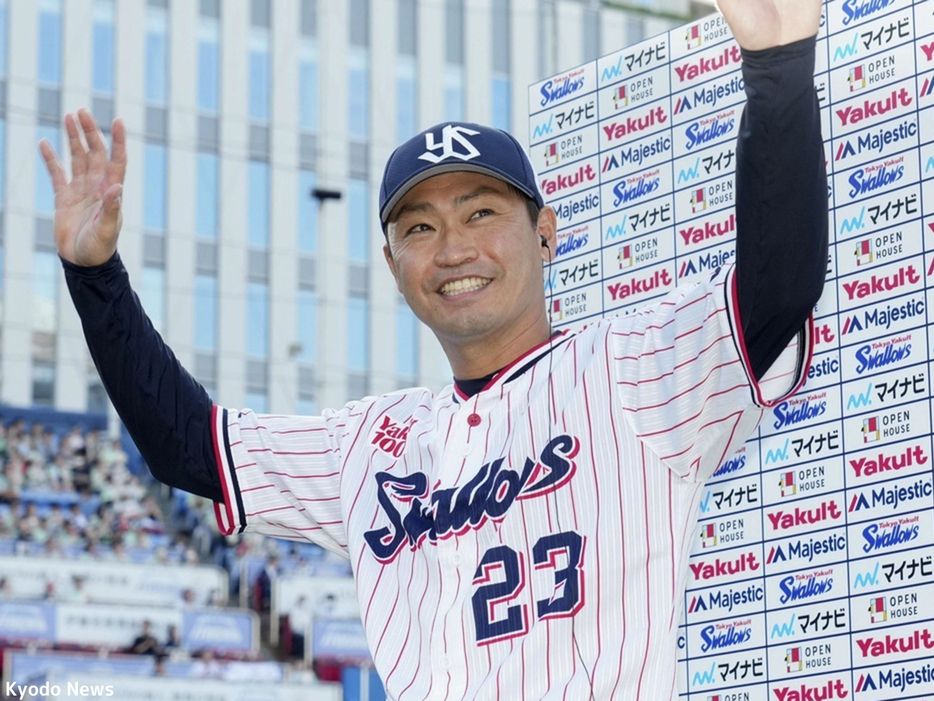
0, 0, 690, 418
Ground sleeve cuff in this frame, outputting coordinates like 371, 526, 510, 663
60, 251, 122, 278
724, 265, 814, 408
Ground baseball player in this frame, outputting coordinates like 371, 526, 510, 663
41, 0, 826, 697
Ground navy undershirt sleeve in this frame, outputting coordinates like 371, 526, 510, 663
62, 253, 222, 502
735, 36, 829, 381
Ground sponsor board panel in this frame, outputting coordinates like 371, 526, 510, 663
597, 35, 669, 88
668, 13, 732, 62
529, 94, 597, 146
852, 657, 934, 699
841, 363, 929, 417
597, 65, 670, 118
600, 228, 674, 276
531, 127, 599, 177
845, 435, 933, 486
834, 183, 920, 243
842, 397, 931, 452
673, 139, 738, 194
529, 64, 596, 116
765, 563, 847, 612
552, 188, 601, 231
850, 582, 934, 634
709, 445, 759, 484
827, 0, 913, 39
601, 196, 674, 243
837, 254, 925, 311
760, 423, 844, 472
673, 104, 742, 160
763, 494, 848, 541
600, 130, 673, 182
766, 634, 851, 681
764, 528, 849, 576
685, 580, 767, 625
543, 250, 602, 298
761, 388, 843, 438
600, 163, 673, 216
554, 217, 600, 262
833, 151, 920, 208
801, 350, 843, 391
549, 282, 603, 325
832, 113, 919, 171
673, 173, 735, 222
832, 78, 915, 138
603, 260, 677, 313
846, 471, 934, 525
695, 509, 763, 554
687, 545, 764, 591
761, 455, 847, 507
670, 70, 746, 127
684, 650, 769, 698
697, 472, 763, 519
836, 219, 923, 278
830, 35, 916, 104
847, 509, 934, 563
686, 613, 765, 659
848, 546, 934, 594
538, 155, 600, 200
767, 672, 852, 701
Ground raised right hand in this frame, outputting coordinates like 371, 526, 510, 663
39, 109, 127, 267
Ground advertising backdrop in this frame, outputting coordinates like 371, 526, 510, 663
529, 0, 934, 698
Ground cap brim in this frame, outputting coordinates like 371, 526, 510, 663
380, 163, 541, 224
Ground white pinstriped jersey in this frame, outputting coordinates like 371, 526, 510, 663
212, 264, 812, 700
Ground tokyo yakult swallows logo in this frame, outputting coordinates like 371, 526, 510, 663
364, 435, 580, 563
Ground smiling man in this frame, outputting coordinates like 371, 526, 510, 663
43, 0, 827, 698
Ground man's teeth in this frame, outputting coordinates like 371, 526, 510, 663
440, 278, 490, 296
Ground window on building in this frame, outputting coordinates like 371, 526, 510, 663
445, 0, 463, 65
0, 0, 9, 78
492, 0, 510, 130
297, 289, 317, 363
299, 44, 318, 132
444, 65, 464, 122
194, 274, 218, 351
198, 24, 220, 112
92, 0, 115, 94
249, 39, 270, 121
396, 57, 417, 142
32, 362, 55, 406
139, 266, 166, 334
347, 296, 369, 372
396, 301, 418, 380
196, 152, 219, 239
348, 48, 369, 140
248, 160, 270, 248
246, 391, 268, 413
35, 125, 60, 214
145, 7, 168, 103
144, 143, 167, 231
298, 170, 318, 254
300, 0, 317, 37
37, 0, 61, 85
348, 178, 369, 263
33, 250, 58, 334
297, 397, 317, 415
88, 379, 108, 414
349, 0, 368, 47
583, 4, 600, 62
247, 282, 269, 357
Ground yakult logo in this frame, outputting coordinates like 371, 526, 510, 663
673, 45, 742, 83
371, 416, 411, 458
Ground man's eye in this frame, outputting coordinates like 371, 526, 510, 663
470, 208, 494, 220
405, 223, 432, 236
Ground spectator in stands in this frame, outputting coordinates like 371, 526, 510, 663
0, 577, 10, 598
254, 554, 279, 612
67, 502, 88, 530
164, 624, 182, 651
191, 649, 223, 679
153, 654, 169, 677
130, 620, 163, 656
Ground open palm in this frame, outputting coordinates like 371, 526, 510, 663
39, 109, 127, 267
717, 0, 822, 51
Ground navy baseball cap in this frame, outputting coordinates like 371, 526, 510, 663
379, 122, 545, 226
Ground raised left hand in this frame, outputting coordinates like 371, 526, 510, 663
716, 0, 822, 51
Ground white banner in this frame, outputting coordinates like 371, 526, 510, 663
0, 556, 227, 606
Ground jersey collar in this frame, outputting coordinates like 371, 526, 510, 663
452, 330, 571, 402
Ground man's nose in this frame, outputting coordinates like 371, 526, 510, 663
434, 224, 478, 267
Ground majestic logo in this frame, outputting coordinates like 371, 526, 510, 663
364, 435, 580, 562
419, 125, 481, 164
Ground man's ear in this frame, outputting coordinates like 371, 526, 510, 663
383, 242, 402, 293
537, 206, 558, 262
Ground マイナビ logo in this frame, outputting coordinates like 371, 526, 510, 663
419, 125, 481, 164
